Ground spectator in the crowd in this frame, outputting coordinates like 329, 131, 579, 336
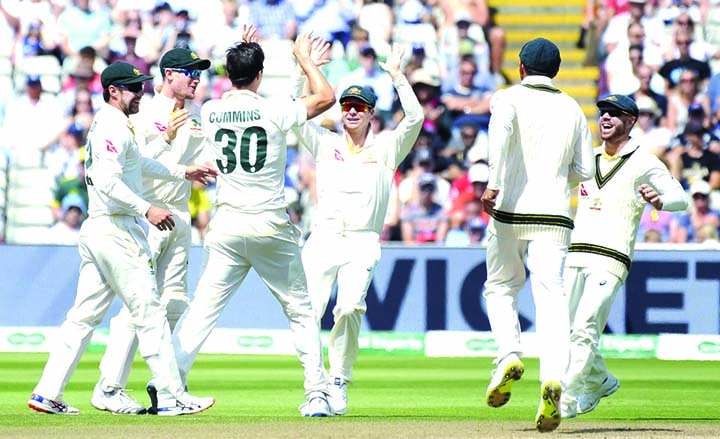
147, 1, 180, 60
296, 0, 354, 48
630, 95, 673, 157
61, 59, 104, 111
670, 121, 720, 189
637, 203, 675, 242
398, 147, 451, 209
667, 68, 711, 136
658, 29, 712, 91
408, 67, 452, 143
629, 63, 668, 121
247, 0, 297, 40
669, 179, 720, 242
50, 152, 87, 223
441, 57, 493, 133
189, 181, 211, 243
601, 0, 666, 56
109, 27, 153, 94
56, 0, 113, 59
354, 0, 393, 58
46, 193, 86, 245
46, 123, 85, 183
400, 172, 449, 244
662, 11, 720, 63
447, 161, 490, 231
14, 18, 60, 64
66, 87, 95, 134
0, 75, 65, 160
445, 199, 487, 246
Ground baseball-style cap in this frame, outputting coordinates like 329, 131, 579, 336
26, 75, 42, 87
683, 121, 706, 136
690, 179, 711, 196
468, 162, 489, 183
101, 62, 153, 89
519, 37, 561, 76
61, 193, 87, 216
596, 94, 639, 117
339, 85, 377, 108
159, 48, 211, 72
418, 172, 437, 189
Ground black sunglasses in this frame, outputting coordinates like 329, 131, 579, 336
599, 108, 628, 118
116, 82, 144, 93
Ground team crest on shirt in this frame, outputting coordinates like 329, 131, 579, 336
590, 197, 602, 211
364, 151, 377, 164
579, 183, 588, 197
334, 149, 344, 162
106, 139, 118, 153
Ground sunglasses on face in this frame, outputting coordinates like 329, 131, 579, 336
169, 68, 202, 79
117, 82, 143, 93
599, 108, 627, 118
341, 102, 369, 113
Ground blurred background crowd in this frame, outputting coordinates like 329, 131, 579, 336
1, 0, 720, 247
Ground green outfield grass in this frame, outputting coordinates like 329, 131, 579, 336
1, 353, 718, 438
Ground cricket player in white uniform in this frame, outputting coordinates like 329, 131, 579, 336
291, 43, 423, 415
28, 62, 217, 416
480, 38, 595, 432
93, 48, 213, 414
172, 30, 338, 417
561, 95, 688, 418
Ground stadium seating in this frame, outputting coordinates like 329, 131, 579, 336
4, 152, 56, 244
14, 55, 63, 94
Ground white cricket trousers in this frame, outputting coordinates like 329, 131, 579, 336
563, 266, 622, 399
97, 210, 192, 390
483, 234, 570, 384
173, 216, 327, 397
301, 230, 381, 382
32, 215, 184, 404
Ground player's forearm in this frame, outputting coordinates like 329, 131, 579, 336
94, 175, 152, 218
297, 55, 335, 118
141, 157, 186, 181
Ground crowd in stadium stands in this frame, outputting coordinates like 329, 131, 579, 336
2, 0, 720, 246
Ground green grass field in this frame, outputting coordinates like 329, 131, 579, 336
1, 352, 718, 438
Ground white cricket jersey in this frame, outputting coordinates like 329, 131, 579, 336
486, 75, 595, 243
132, 94, 207, 212
84, 104, 186, 219
296, 75, 423, 234
201, 89, 307, 212
568, 141, 688, 280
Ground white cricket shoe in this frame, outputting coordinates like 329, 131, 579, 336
486, 353, 525, 408
91, 384, 146, 415
577, 373, 620, 415
559, 393, 577, 419
299, 391, 334, 417
327, 377, 348, 415
28, 393, 80, 415
156, 392, 215, 416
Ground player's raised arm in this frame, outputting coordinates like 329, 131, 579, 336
292, 31, 335, 119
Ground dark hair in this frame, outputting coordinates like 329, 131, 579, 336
523, 66, 551, 77
103, 88, 110, 102
225, 42, 264, 88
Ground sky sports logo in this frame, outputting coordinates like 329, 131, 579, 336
7, 333, 46, 345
